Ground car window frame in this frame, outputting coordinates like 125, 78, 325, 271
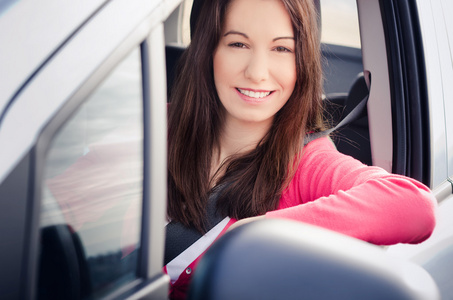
436, 0, 453, 180
413, 0, 449, 188
8, 1, 175, 298
378, 0, 431, 185
27, 33, 168, 300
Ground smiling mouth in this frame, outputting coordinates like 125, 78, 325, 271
237, 88, 273, 99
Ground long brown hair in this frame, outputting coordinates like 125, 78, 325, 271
168, 0, 324, 233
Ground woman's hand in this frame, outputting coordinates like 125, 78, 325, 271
227, 215, 265, 232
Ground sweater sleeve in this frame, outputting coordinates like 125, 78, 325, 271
265, 137, 437, 245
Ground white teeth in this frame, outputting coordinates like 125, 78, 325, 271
238, 88, 271, 99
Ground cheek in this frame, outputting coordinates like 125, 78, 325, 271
276, 60, 297, 96
213, 49, 233, 89
213, 59, 226, 98
213, 48, 247, 91
213, 53, 233, 108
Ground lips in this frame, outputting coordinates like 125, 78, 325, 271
236, 88, 273, 99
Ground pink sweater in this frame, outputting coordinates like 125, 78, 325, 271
266, 136, 436, 245
167, 136, 437, 299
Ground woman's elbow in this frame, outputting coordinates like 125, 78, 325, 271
369, 177, 437, 245
393, 183, 437, 244
407, 188, 437, 243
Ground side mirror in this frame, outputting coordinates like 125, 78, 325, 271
188, 219, 439, 300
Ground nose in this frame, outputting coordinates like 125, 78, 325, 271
244, 51, 269, 83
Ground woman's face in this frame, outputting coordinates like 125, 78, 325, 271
213, 0, 297, 128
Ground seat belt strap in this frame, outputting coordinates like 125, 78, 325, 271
304, 94, 368, 145
164, 185, 227, 265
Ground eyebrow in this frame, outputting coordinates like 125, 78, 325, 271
224, 31, 248, 38
223, 30, 294, 42
273, 36, 295, 42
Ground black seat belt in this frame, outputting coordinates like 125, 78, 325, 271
165, 94, 369, 265
164, 185, 227, 265
304, 94, 369, 145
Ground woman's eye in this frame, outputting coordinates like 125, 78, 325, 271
275, 46, 292, 53
229, 42, 247, 48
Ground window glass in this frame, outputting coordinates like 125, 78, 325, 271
320, 0, 361, 48
38, 48, 143, 299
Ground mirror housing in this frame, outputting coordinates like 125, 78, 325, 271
188, 219, 439, 300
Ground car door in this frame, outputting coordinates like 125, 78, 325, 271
0, 0, 183, 298
357, 0, 453, 299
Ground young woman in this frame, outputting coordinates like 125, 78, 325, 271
165, 0, 436, 298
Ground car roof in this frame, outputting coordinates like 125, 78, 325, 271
0, 0, 108, 114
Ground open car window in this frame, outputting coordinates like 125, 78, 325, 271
320, 0, 361, 49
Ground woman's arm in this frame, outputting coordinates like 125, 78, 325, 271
265, 137, 437, 245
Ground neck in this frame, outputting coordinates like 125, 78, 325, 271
213, 115, 272, 169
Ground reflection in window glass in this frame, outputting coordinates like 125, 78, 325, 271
38, 48, 143, 300
321, 0, 361, 48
